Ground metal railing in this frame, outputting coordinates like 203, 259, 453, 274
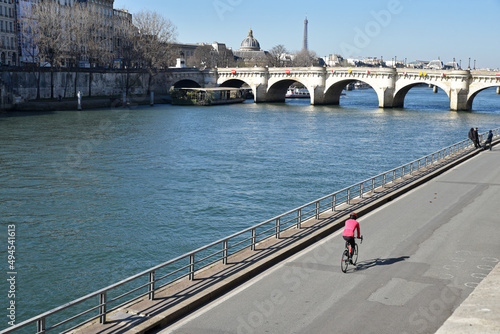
3, 129, 499, 334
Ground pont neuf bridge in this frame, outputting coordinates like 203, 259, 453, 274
168, 66, 500, 110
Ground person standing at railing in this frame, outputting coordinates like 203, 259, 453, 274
484, 130, 493, 151
474, 128, 481, 148
469, 127, 481, 148
342, 212, 361, 264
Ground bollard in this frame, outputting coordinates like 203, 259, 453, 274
150, 91, 154, 106
77, 91, 82, 110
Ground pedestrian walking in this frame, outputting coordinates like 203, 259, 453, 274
484, 130, 493, 151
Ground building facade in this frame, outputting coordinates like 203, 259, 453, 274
16, 0, 130, 67
2, 0, 17, 65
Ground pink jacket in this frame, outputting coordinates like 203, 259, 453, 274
342, 219, 360, 238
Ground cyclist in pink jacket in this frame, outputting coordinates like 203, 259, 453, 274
342, 212, 361, 262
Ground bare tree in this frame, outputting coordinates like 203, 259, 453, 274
19, 0, 70, 98
269, 44, 288, 67
292, 49, 320, 67
189, 45, 217, 68
73, 2, 115, 97
18, 1, 41, 99
133, 10, 177, 94
112, 14, 141, 98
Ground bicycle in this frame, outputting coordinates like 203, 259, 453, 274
341, 235, 363, 273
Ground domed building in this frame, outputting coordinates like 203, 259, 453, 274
233, 29, 269, 65
240, 29, 261, 51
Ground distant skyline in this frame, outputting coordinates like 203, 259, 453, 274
114, 0, 500, 69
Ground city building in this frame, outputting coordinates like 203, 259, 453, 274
2, 0, 17, 65
74, 0, 115, 67
112, 7, 132, 68
322, 54, 344, 67
16, 0, 126, 67
232, 29, 269, 66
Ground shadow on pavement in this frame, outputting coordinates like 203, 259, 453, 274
354, 256, 410, 272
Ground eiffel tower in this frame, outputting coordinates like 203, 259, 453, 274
303, 16, 308, 51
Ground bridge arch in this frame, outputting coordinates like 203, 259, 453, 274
218, 77, 257, 102
324, 79, 378, 105
172, 79, 202, 89
394, 81, 450, 108
467, 84, 500, 110
219, 78, 250, 88
266, 78, 310, 103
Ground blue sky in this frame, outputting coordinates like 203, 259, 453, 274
114, 0, 500, 69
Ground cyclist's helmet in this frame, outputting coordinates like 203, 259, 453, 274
349, 212, 358, 219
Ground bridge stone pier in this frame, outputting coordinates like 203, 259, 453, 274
171, 67, 500, 111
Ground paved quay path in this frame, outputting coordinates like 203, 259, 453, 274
154, 148, 500, 334
435, 261, 500, 334
69, 142, 500, 334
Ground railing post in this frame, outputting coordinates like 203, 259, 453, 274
315, 201, 320, 219
99, 292, 107, 324
275, 217, 280, 239
382, 173, 386, 187
148, 271, 155, 300
392, 170, 396, 182
332, 195, 336, 211
371, 178, 375, 193
360, 183, 364, 199
297, 208, 302, 228
189, 254, 195, 280
222, 240, 228, 265
346, 188, 351, 205
251, 228, 256, 250
37, 317, 46, 334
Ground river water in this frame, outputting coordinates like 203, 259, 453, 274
1, 86, 499, 330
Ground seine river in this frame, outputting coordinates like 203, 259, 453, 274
1, 86, 499, 330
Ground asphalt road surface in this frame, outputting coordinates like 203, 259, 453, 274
158, 150, 500, 334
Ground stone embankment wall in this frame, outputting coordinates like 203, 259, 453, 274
0, 69, 173, 111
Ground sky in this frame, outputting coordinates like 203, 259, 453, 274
114, 0, 500, 69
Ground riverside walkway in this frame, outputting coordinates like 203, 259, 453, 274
155, 143, 500, 334
66, 137, 499, 334
3, 135, 499, 334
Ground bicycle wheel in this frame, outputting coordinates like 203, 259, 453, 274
352, 244, 359, 265
341, 250, 349, 273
